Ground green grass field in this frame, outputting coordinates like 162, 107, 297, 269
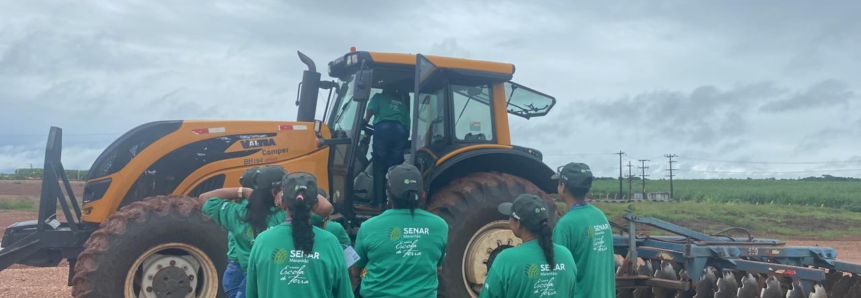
591, 179, 861, 211
593, 201, 861, 239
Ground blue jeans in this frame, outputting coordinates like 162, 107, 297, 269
372, 121, 408, 203
223, 261, 245, 298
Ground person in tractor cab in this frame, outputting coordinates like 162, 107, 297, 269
363, 85, 411, 208
551, 163, 616, 298
245, 173, 353, 298
481, 194, 577, 298
198, 166, 333, 298
351, 164, 449, 298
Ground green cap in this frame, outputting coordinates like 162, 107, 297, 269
281, 173, 319, 208
239, 167, 260, 188
551, 162, 593, 189
497, 194, 549, 230
386, 164, 423, 202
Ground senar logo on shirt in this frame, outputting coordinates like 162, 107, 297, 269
271, 248, 289, 264
388, 227, 403, 241
525, 264, 540, 278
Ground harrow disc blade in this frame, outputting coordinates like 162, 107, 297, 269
785, 280, 805, 298
808, 284, 827, 298
692, 267, 717, 298
822, 270, 843, 293
674, 269, 694, 298
847, 279, 861, 298
715, 271, 739, 298
830, 275, 860, 298
652, 262, 679, 298
759, 276, 783, 298
736, 273, 759, 298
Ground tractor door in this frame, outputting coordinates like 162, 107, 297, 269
411, 54, 450, 176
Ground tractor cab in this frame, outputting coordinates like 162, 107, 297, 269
307, 51, 556, 217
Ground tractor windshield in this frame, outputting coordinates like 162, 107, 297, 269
330, 73, 358, 136
503, 82, 555, 119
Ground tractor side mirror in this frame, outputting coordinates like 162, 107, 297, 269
352, 68, 373, 102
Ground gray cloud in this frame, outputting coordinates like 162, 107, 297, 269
1, 0, 860, 179
760, 80, 855, 112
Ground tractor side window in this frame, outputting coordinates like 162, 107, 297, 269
451, 84, 494, 142
415, 90, 447, 147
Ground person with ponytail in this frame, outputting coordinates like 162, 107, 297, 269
351, 164, 449, 298
480, 194, 577, 298
199, 166, 334, 298
245, 173, 352, 298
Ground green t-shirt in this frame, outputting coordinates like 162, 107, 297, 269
226, 200, 249, 261
354, 209, 449, 298
245, 224, 353, 298
480, 240, 577, 298
201, 198, 285, 273
368, 92, 410, 128
312, 213, 352, 247
552, 204, 616, 298
326, 221, 352, 247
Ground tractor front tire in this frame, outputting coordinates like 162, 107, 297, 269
427, 172, 553, 298
72, 195, 227, 298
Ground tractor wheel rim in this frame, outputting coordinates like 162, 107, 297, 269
461, 220, 521, 298
124, 242, 218, 298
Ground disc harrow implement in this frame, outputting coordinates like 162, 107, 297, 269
612, 213, 861, 298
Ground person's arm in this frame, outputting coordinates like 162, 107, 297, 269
197, 187, 252, 205
478, 261, 504, 298
314, 195, 333, 219
332, 242, 354, 298
350, 227, 370, 290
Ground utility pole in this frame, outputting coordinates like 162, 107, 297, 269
615, 151, 625, 198
638, 160, 650, 199
665, 154, 678, 199
626, 161, 633, 198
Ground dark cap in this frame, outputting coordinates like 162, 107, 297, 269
239, 167, 260, 188
317, 187, 329, 200
551, 162, 593, 189
248, 165, 287, 190
498, 194, 549, 230
281, 173, 319, 208
386, 164, 423, 202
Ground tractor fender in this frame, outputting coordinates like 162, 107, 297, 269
426, 148, 556, 196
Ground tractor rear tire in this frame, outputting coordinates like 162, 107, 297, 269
72, 195, 227, 298
427, 172, 553, 298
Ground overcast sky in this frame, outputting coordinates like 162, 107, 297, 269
1, 0, 859, 179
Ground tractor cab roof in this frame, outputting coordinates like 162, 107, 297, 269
328, 51, 515, 82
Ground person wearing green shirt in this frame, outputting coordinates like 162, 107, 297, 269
219, 167, 259, 298
362, 86, 410, 208
352, 164, 449, 298
551, 163, 616, 298
313, 188, 352, 248
481, 194, 577, 298
245, 173, 353, 298
199, 166, 333, 298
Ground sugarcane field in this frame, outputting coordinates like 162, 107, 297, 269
2, 1, 861, 298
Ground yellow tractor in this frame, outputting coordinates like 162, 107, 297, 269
0, 49, 558, 298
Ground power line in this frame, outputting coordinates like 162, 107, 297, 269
665, 154, 678, 199
680, 156, 861, 165
638, 159, 649, 198
615, 151, 625, 197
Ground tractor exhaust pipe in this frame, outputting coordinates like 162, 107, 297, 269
296, 51, 321, 122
